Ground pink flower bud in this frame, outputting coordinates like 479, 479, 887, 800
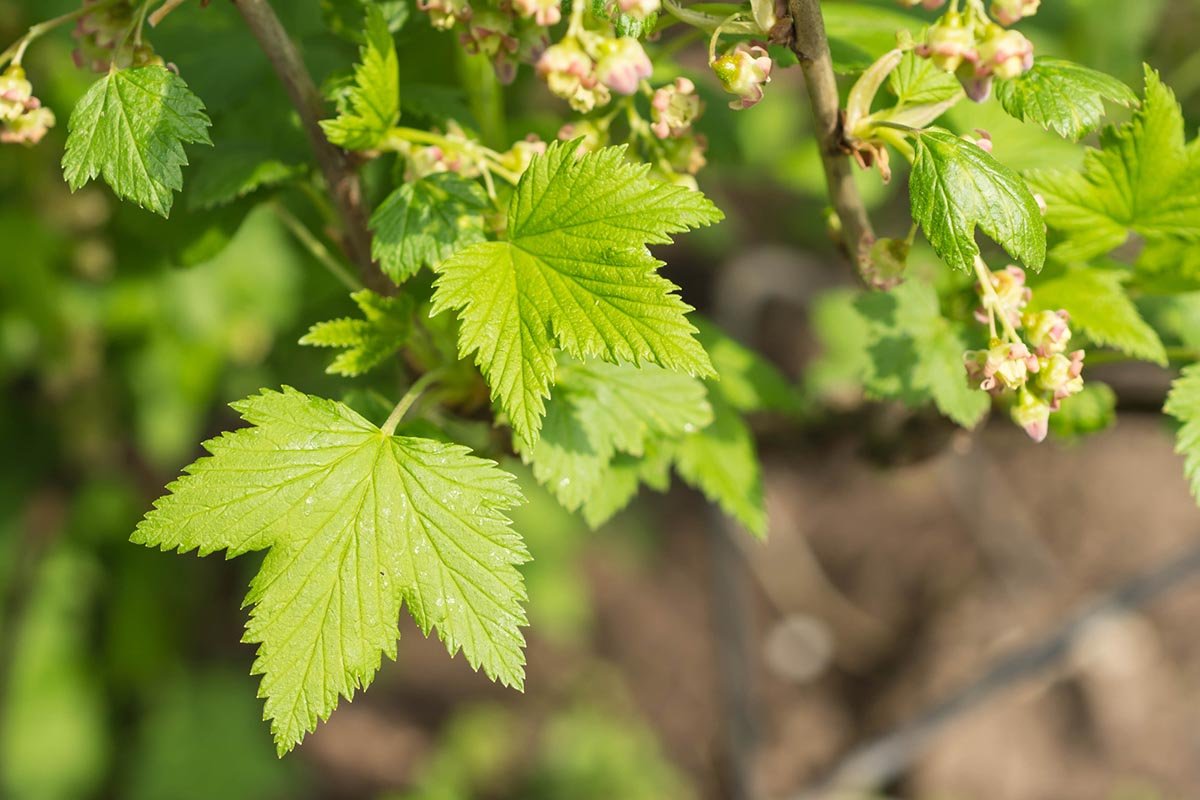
538, 39, 611, 112
0, 66, 35, 122
711, 43, 773, 110
650, 77, 702, 139
976, 27, 1034, 80
916, 13, 977, 73
991, 0, 1040, 26
513, 0, 561, 26
1023, 309, 1071, 357
1036, 351, 1085, 404
1011, 388, 1051, 442
1, 106, 55, 146
595, 38, 652, 96
616, 0, 661, 19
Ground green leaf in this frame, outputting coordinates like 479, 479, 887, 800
188, 144, 306, 210
320, 6, 400, 150
1029, 266, 1167, 365
908, 128, 1046, 273
694, 318, 800, 414
819, 282, 990, 428
995, 58, 1136, 141
300, 290, 413, 376
888, 52, 963, 108
517, 360, 711, 512
1165, 363, 1200, 502
63, 67, 212, 217
1028, 66, 1200, 261
132, 388, 528, 753
669, 393, 766, 536
370, 173, 489, 283
431, 142, 722, 444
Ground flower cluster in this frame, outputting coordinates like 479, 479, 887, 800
398, 121, 548, 184
73, 0, 164, 73
914, 2, 1035, 101
0, 65, 54, 146
963, 264, 1085, 442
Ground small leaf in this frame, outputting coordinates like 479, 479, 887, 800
133, 388, 528, 753
908, 128, 1046, 274
300, 290, 413, 376
370, 173, 489, 283
320, 6, 400, 150
63, 67, 211, 217
1166, 364, 1200, 502
888, 52, 962, 107
995, 58, 1136, 141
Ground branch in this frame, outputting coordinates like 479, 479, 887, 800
231, 0, 388, 294
788, 536, 1200, 799
787, 0, 876, 277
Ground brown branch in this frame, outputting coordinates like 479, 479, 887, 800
231, 0, 388, 294
786, 0, 876, 277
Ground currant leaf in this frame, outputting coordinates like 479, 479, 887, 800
908, 128, 1046, 274
1166, 364, 1200, 503
132, 388, 528, 754
300, 290, 414, 376
995, 58, 1136, 141
370, 173, 489, 283
430, 141, 722, 444
320, 5, 400, 150
62, 66, 211, 217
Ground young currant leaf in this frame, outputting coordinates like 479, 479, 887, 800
431, 141, 722, 445
300, 290, 414, 376
132, 388, 528, 754
1166, 364, 1200, 502
320, 5, 400, 150
516, 359, 712, 512
908, 128, 1046, 274
1028, 66, 1200, 261
888, 52, 962, 108
62, 66, 211, 218
370, 173, 489, 283
814, 282, 990, 428
1028, 265, 1167, 365
994, 58, 1136, 141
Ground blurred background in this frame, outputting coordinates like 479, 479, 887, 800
4, 0, 1200, 798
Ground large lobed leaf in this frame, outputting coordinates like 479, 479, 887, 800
63, 67, 211, 217
1029, 66, 1200, 261
133, 388, 528, 753
431, 141, 722, 445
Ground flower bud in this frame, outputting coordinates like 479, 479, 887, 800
1011, 387, 1051, 442
650, 77, 702, 139
537, 39, 611, 112
975, 26, 1034, 80
557, 120, 608, 155
916, 12, 977, 73
0, 66, 35, 122
595, 38, 652, 96
1024, 309, 1071, 357
661, 133, 708, 175
711, 43, 773, 110
991, 0, 1040, 26
1036, 350, 1085, 404
497, 134, 547, 175
1, 106, 54, 146
616, 0, 661, 20
513, 0, 561, 26
417, 0, 471, 29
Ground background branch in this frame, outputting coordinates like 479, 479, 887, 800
231, 0, 388, 294
787, 0, 876, 278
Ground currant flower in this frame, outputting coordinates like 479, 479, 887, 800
975, 265, 1030, 330
1024, 309, 1071, 357
460, 10, 520, 82
417, 0, 471, 30
915, 12, 977, 73
615, 0, 661, 19
537, 39, 611, 112
975, 26, 1034, 80
1036, 350, 1085, 405
595, 38, 652, 96
513, 0, 561, 27
650, 77, 702, 139
496, 134, 548, 174
711, 43, 773, 110
0, 106, 54, 146
991, 0, 1040, 26
557, 120, 608, 154
0, 65, 35, 122
1011, 387, 1052, 442
662, 133, 708, 176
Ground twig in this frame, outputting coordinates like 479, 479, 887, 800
271, 202, 363, 292
231, 0, 387, 294
787, 0, 876, 278
787, 536, 1200, 800
148, 0, 189, 27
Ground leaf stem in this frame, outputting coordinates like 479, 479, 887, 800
787, 0, 877, 280
0, 0, 125, 67
271, 202, 363, 292
382, 370, 445, 436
